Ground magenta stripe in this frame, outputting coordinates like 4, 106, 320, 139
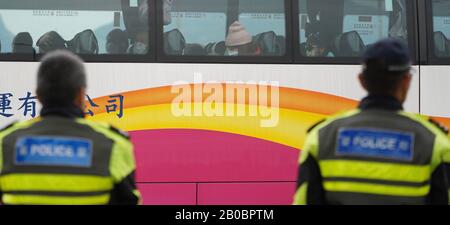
130, 129, 300, 183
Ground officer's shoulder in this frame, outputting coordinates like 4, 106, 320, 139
307, 119, 326, 134
428, 118, 449, 135
108, 125, 130, 140
78, 119, 130, 140
0, 121, 18, 133
0, 120, 37, 133
400, 112, 449, 135
307, 110, 359, 134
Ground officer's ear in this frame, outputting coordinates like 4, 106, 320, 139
358, 73, 368, 92
75, 87, 87, 110
400, 73, 412, 94
402, 73, 412, 89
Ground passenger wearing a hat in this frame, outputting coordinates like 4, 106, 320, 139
225, 21, 261, 56
294, 38, 450, 205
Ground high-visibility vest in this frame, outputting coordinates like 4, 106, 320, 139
294, 109, 450, 205
0, 117, 141, 205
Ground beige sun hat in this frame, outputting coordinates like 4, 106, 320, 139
225, 21, 252, 47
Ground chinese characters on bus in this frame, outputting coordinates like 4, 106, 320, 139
0, 92, 124, 119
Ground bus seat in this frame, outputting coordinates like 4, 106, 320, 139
254, 31, 286, 56
205, 41, 226, 56
330, 31, 365, 57
164, 29, 186, 55
37, 31, 67, 54
254, 31, 277, 56
67, 29, 99, 54
276, 35, 286, 56
183, 44, 207, 56
12, 32, 34, 54
434, 31, 450, 57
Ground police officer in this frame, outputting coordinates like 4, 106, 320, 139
0, 50, 141, 205
294, 39, 450, 205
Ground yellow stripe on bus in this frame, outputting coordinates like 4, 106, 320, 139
88, 103, 328, 149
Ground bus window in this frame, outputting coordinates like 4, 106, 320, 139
162, 0, 286, 57
298, 0, 409, 58
238, 0, 286, 56
0, 0, 150, 56
431, 0, 450, 58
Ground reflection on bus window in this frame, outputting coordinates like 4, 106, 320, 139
163, 0, 286, 57
432, 0, 450, 58
0, 0, 150, 55
299, 0, 409, 57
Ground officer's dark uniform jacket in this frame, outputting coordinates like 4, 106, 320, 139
0, 106, 141, 205
294, 95, 450, 205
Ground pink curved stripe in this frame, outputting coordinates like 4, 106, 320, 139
131, 129, 300, 183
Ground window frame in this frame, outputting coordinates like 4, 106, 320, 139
0, 0, 156, 63
424, 0, 450, 65
293, 0, 419, 65
155, 0, 294, 64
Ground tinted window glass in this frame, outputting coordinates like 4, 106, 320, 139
0, 0, 150, 55
299, 0, 409, 57
431, 0, 450, 58
162, 0, 286, 56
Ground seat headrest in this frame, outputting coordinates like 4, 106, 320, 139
276, 36, 286, 56
13, 32, 34, 54
183, 44, 206, 56
37, 31, 67, 54
205, 41, 226, 56
254, 31, 285, 56
67, 29, 99, 54
434, 31, 450, 57
164, 29, 186, 55
332, 31, 365, 57
254, 31, 277, 56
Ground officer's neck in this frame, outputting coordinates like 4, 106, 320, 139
359, 94, 404, 111
40, 104, 85, 119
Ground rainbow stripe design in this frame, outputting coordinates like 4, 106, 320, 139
86, 85, 449, 205
87, 85, 357, 149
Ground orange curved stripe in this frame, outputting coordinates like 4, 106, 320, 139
431, 116, 450, 131
87, 85, 357, 115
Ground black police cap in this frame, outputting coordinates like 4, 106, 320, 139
362, 38, 411, 75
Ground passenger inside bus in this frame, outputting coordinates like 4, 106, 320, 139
224, 21, 261, 56
299, 0, 408, 57
106, 29, 129, 54
122, 0, 150, 54
162, 0, 286, 57
432, 0, 450, 57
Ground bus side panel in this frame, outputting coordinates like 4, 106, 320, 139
420, 67, 450, 128
0, 63, 420, 205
